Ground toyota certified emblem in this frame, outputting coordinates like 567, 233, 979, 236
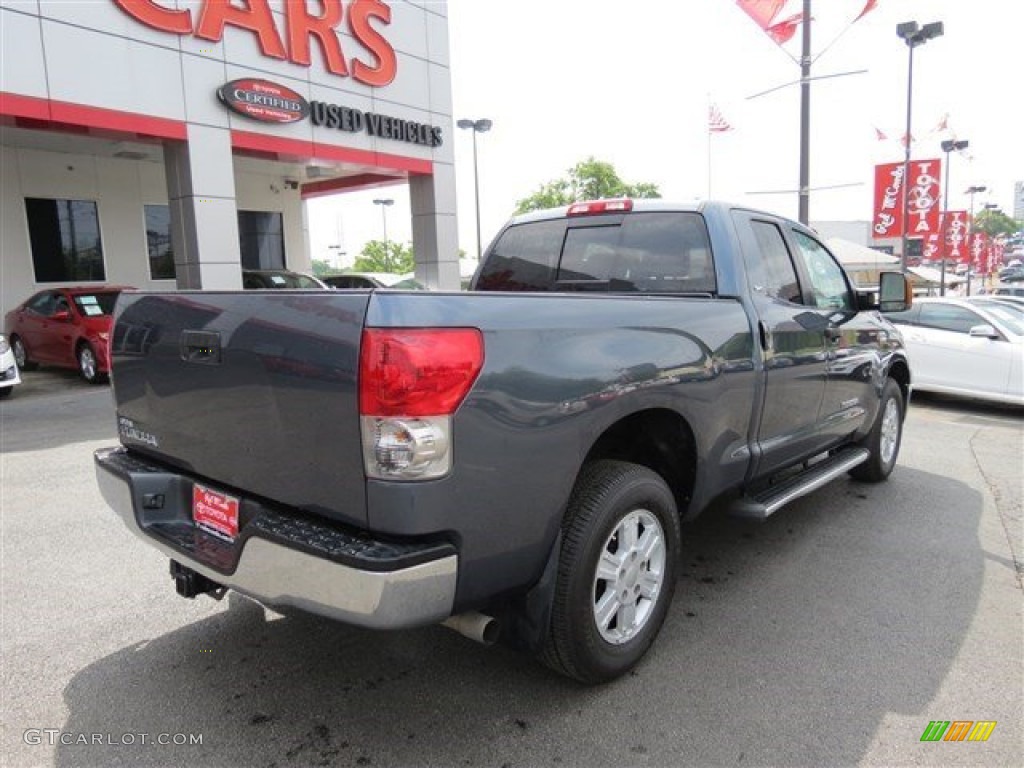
217, 78, 309, 124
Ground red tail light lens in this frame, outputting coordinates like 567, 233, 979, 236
359, 328, 484, 417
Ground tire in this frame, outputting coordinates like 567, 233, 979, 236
0, 386, 11, 399
540, 460, 681, 684
77, 343, 104, 384
849, 378, 904, 482
10, 335, 36, 371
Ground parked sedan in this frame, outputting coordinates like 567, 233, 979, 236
322, 272, 425, 290
993, 284, 1024, 298
0, 333, 21, 398
885, 297, 1023, 406
242, 269, 328, 289
4, 286, 132, 383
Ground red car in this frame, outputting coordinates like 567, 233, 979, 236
4, 286, 133, 383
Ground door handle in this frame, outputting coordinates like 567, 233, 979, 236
180, 330, 221, 364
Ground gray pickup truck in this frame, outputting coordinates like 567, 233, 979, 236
95, 200, 912, 683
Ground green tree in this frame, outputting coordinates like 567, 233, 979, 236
972, 208, 1020, 238
514, 157, 661, 214
352, 240, 414, 274
310, 258, 332, 276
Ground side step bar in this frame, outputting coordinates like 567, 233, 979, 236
729, 447, 870, 520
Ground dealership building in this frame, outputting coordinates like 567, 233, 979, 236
0, 0, 458, 317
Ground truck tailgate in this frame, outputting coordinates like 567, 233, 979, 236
110, 291, 370, 527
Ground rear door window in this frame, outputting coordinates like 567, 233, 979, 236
747, 221, 803, 304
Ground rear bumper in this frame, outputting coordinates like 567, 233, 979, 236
94, 447, 457, 629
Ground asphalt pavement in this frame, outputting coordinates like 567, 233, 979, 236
1, 369, 1021, 768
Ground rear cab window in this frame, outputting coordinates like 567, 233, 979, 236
475, 212, 715, 294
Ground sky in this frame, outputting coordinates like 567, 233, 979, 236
309, 0, 1023, 269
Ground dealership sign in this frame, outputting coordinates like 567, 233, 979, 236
218, 79, 309, 124
872, 159, 942, 239
113, 0, 397, 87
215, 79, 442, 147
309, 101, 442, 147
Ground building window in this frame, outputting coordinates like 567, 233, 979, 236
238, 210, 285, 270
144, 205, 175, 280
25, 198, 105, 282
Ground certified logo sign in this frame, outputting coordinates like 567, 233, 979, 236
217, 78, 309, 124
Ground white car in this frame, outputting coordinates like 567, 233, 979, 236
0, 333, 22, 399
886, 297, 1023, 406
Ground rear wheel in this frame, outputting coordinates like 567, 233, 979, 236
10, 335, 36, 371
77, 343, 103, 384
849, 378, 903, 482
540, 460, 681, 684
0, 386, 11, 399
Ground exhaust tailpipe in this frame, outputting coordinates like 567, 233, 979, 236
441, 611, 500, 645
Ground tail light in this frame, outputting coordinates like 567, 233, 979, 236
359, 328, 483, 480
567, 199, 633, 216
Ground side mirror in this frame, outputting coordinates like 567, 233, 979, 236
968, 324, 1000, 340
877, 272, 912, 313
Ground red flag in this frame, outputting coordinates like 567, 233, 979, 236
766, 12, 804, 44
943, 210, 969, 263
874, 127, 888, 141
736, 0, 786, 30
934, 113, 949, 132
872, 159, 941, 239
900, 132, 913, 148
854, 0, 879, 23
708, 103, 733, 133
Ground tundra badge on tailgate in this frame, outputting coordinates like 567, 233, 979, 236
118, 416, 159, 448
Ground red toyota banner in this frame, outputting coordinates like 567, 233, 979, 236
905, 158, 942, 236
970, 232, 988, 268
872, 159, 942, 239
943, 210, 969, 263
872, 162, 904, 239
922, 232, 942, 262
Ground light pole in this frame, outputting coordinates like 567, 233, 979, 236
372, 198, 394, 270
896, 20, 944, 273
964, 184, 986, 297
457, 117, 492, 259
939, 139, 968, 296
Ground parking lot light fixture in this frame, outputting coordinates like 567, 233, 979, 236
457, 118, 493, 259
939, 139, 968, 296
372, 198, 394, 269
897, 20, 944, 272
964, 185, 987, 297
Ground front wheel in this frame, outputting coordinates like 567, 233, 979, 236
77, 343, 104, 384
540, 460, 681, 684
849, 378, 904, 482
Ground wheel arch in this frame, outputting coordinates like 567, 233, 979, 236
887, 356, 911, 414
582, 408, 697, 518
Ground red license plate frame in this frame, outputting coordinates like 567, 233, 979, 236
192, 483, 239, 541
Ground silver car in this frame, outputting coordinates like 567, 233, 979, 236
0, 333, 22, 399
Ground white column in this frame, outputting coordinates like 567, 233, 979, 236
410, 160, 460, 290
163, 125, 241, 289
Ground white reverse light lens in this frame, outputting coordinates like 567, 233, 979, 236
361, 416, 451, 479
